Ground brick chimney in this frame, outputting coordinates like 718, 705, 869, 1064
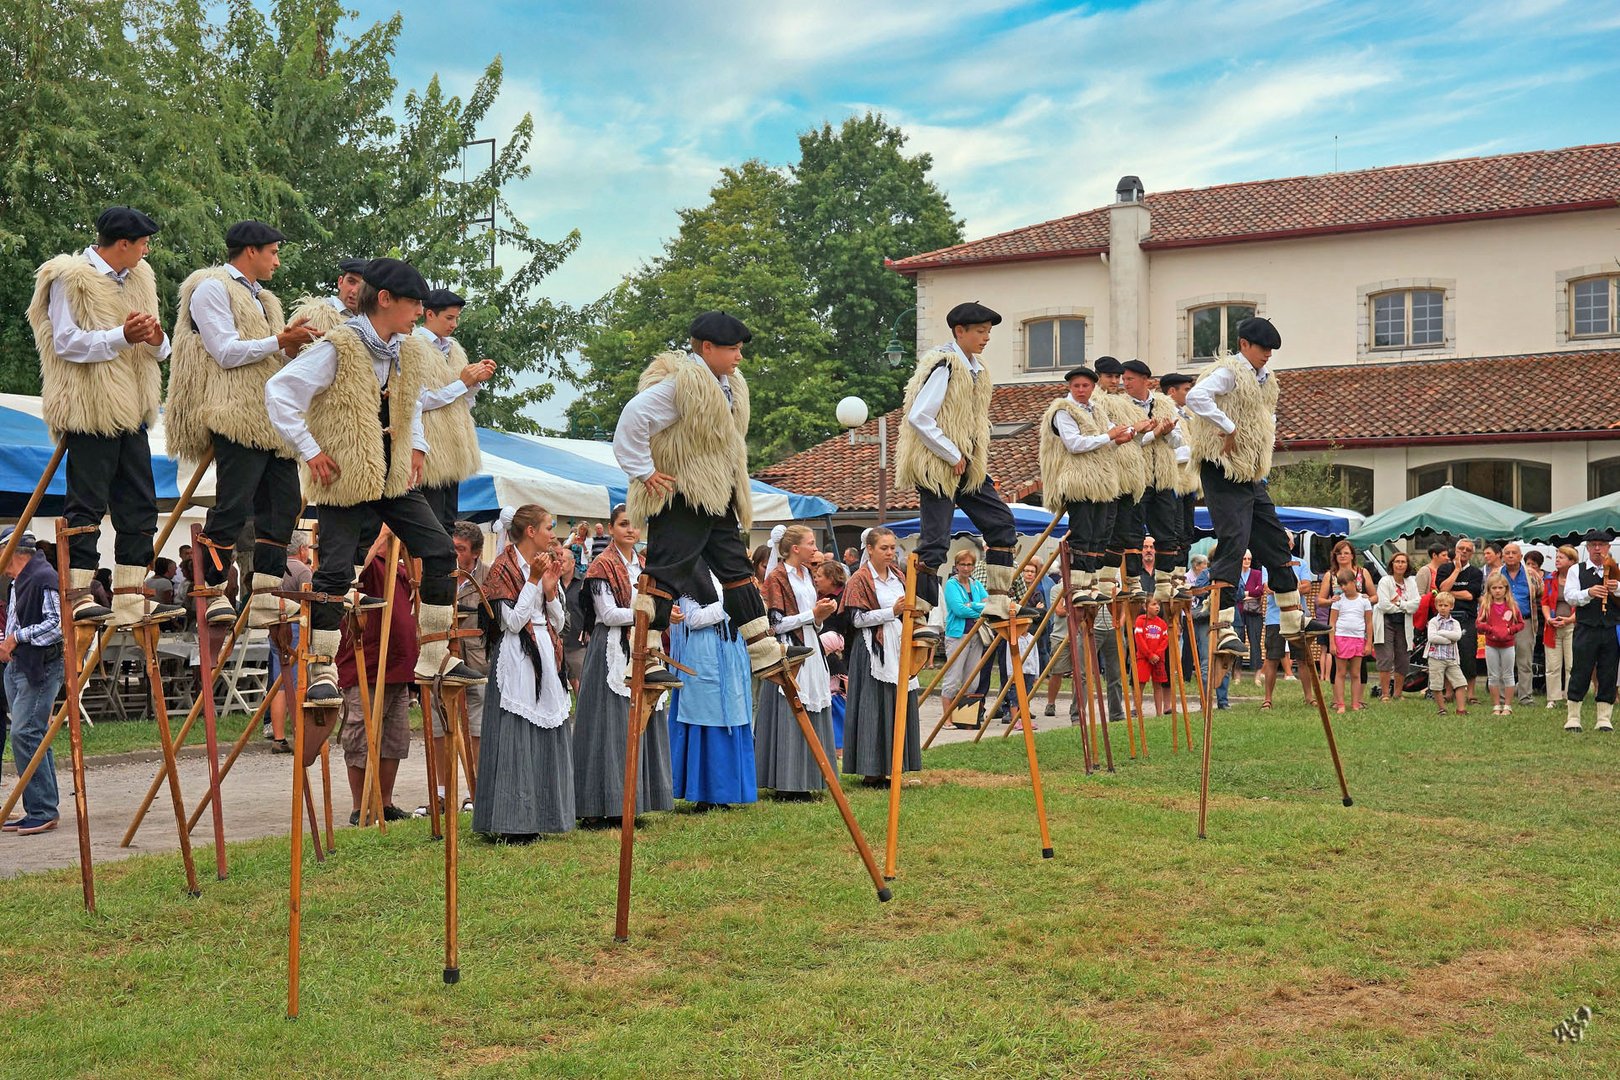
1109, 175, 1150, 361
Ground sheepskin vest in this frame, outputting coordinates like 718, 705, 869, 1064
1039, 397, 1119, 507
167, 267, 290, 464
28, 253, 163, 439
287, 295, 349, 335
625, 352, 754, 532
895, 346, 993, 497
1185, 355, 1280, 483
300, 326, 430, 507
418, 337, 483, 488
1172, 406, 1202, 496
1099, 392, 1148, 501
1134, 391, 1181, 492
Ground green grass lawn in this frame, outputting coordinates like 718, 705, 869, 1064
77, 710, 258, 758
4, 694, 1618, 1078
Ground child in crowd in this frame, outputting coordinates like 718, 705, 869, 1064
1480, 571, 1526, 716
1329, 568, 1373, 713
1134, 597, 1172, 717
1425, 591, 1470, 715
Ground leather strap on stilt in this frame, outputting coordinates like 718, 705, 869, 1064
254, 537, 288, 550
60, 524, 99, 537
272, 588, 351, 606
418, 627, 483, 646
452, 567, 494, 619
196, 533, 234, 573
720, 577, 754, 592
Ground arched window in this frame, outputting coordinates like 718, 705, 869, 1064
1591, 456, 1620, 499
1023, 316, 1085, 372
1409, 459, 1552, 515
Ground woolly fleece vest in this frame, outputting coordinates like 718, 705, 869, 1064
1039, 397, 1119, 507
167, 267, 290, 464
1185, 355, 1280, 483
624, 353, 754, 532
1099, 392, 1148, 500
287, 296, 348, 336
419, 337, 483, 487
1172, 405, 1201, 496
895, 347, 993, 497
1136, 390, 1181, 492
300, 326, 430, 507
28, 253, 163, 439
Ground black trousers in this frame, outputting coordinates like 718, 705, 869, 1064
64, 430, 158, 570
1105, 494, 1145, 578
1180, 493, 1198, 560
1142, 487, 1184, 568
1201, 463, 1296, 613
915, 476, 1018, 608
1568, 621, 1619, 704
200, 436, 301, 582
1456, 614, 1479, 683
1063, 500, 1115, 573
310, 491, 454, 632
420, 482, 459, 536
642, 496, 764, 631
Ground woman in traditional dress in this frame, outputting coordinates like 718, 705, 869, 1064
756, 526, 838, 799
812, 559, 850, 751
573, 504, 673, 824
841, 527, 921, 786
472, 505, 575, 841
667, 563, 757, 809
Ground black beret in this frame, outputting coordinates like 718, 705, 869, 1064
688, 310, 752, 346
337, 258, 369, 277
1063, 365, 1097, 383
1093, 355, 1123, 375
224, 220, 284, 248
945, 301, 1002, 328
1235, 316, 1281, 350
361, 257, 429, 302
1158, 372, 1195, 389
1121, 358, 1153, 377
96, 206, 159, 241
424, 288, 466, 311
1583, 529, 1614, 544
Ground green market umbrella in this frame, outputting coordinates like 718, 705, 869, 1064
1523, 491, 1620, 543
1347, 485, 1533, 547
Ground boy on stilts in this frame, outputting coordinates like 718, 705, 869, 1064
413, 288, 495, 534
169, 220, 319, 628
289, 258, 369, 336
265, 258, 484, 724
26, 206, 185, 627
1092, 356, 1150, 602
1038, 365, 1131, 603
612, 311, 807, 683
1120, 359, 1189, 601
1182, 317, 1327, 652
896, 302, 1019, 630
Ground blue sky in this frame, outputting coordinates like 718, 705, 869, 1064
353, 0, 1620, 424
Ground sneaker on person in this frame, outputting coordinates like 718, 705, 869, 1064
382, 804, 411, 822
16, 815, 59, 835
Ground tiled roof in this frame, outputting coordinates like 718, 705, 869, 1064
754, 351, 1620, 515
888, 143, 1620, 273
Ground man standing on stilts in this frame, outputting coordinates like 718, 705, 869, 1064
612, 311, 806, 685
1121, 359, 1189, 602
26, 206, 185, 627
1038, 366, 1130, 603
265, 258, 484, 724
289, 258, 369, 335
414, 288, 494, 534
1182, 317, 1326, 653
169, 220, 318, 628
1092, 356, 1149, 603
897, 302, 1019, 631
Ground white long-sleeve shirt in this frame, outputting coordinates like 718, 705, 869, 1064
412, 326, 480, 413
265, 320, 428, 463
188, 265, 283, 370
494, 557, 569, 729
905, 341, 982, 465
612, 353, 734, 481
1052, 396, 1113, 455
1129, 395, 1184, 450
48, 247, 171, 363
589, 547, 643, 698
1183, 360, 1274, 435
1565, 559, 1607, 607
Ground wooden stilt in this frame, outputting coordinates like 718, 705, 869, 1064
614, 577, 662, 942
1198, 585, 1224, 839
1059, 544, 1093, 774
1001, 611, 1054, 859
360, 536, 402, 830
1294, 632, 1353, 807
1110, 599, 1138, 759
427, 680, 464, 984
1083, 607, 1115, 772
287, 588, 310, 1019
53, 528, 95, 912
883, 554, 920, 880
134, 620, 200, 896
302, 765, 325, 864
185, 669, 284, 833
422, 705, 443, 840
1171, 601, 1195, 749
319, 742, 335, 854
187, 525, 228, 880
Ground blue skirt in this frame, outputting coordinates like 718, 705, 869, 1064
830, 692, 846, 750
668, 718, 758, 805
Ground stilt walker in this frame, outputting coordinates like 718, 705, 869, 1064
612, 311, 886, 940
288, 257, 369, 336
1160, 369, 1202, 746
1183, 317, 1348, 837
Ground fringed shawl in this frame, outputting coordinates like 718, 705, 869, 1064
484, 545, 564, 678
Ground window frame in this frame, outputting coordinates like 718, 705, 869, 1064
1368, 288, 1445, 351
1406, 459, 1552, 515
1356, 278, 1455, 361
1020, 315, 1087, 374
1175, 293, 1265, 368
1568, 274, 1620, 340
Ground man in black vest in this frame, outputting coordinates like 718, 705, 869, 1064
0, 528, 64, 835
1563, 530, 1618, 733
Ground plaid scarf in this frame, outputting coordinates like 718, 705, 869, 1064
484, 545, 564, 677
345, 315, 401, 365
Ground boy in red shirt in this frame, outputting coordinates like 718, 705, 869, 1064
1134, 597, 1172, 716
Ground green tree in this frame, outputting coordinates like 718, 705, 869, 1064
568, 162, 837, 466
1268, 449, 1358, 508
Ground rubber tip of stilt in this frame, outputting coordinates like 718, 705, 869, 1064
1041, 847, 1054, 859
443, 966, 460, 985
877, 887, 893, 903
188, 890, 202, 898
883, 874, 895, 882
1343, 797, 1354, 807
1197, 831, 1207, 840
613, 934, 629, 944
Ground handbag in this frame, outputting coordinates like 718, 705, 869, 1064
1413, 590, 1434, 632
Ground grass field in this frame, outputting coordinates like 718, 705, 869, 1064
3, 695, 1617, 1078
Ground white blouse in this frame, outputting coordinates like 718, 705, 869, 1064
769, 562, 830, 710
494, 554, 569, 729
852, 566, 917, 689
591, 547, 642, 699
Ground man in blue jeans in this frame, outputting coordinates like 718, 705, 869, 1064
0, 528, 65, 835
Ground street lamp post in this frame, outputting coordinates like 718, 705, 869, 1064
836, 396, 887, 525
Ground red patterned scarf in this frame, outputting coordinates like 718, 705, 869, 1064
485, 545, 564, 672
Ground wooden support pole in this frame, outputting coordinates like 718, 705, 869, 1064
883, 553, 919, 880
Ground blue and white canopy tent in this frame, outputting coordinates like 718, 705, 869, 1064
0, 394, 835, 560
884, 503, 1364, 540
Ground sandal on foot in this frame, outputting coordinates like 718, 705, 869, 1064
1260, 700, 1272, 709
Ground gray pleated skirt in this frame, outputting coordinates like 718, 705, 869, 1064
573, 630, 673, 819
754, 682, 834, 793
471, 679, 575, 837
843, 632, 921, 779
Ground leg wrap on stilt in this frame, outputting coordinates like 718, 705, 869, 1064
415, 604, 486, 686
1598, 701, 1614, 733
1275, 590, 1327, 637
68, 567, 113, 624
739, 615, 792, 677
248, 572, 295, 629
1211, 595, 1245, 657
1565, 699, 1584, 731
306, 628, 343, 708
1153, 569, 1174, 602
1095, 564, 1119, 601
627, 588, 679, 687
113, 563, 183, 627
983, 560, 1014, 621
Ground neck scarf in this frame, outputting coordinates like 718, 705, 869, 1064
484, 544, 564, 676
347, 315, 400, 365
